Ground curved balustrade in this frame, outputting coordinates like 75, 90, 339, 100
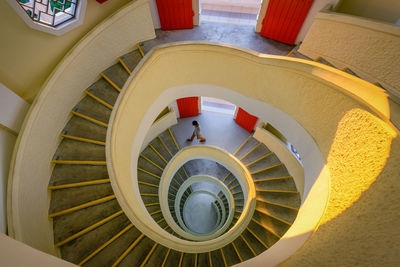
156, 145, 256, 250
171, 174, 235, 241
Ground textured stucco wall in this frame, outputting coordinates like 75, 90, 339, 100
281, 109, 399, 266
298, 12, 400, 100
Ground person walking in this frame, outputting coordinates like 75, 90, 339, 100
187, 120, 206, 143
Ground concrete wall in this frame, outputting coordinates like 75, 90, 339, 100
335, 0, 400, 23
299, 11, 400, 100
0, 84, 29, 234
0, 0, 131, 102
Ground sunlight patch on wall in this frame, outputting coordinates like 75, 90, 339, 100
323, 108, 396, 224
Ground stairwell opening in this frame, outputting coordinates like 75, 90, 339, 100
200, 0, 262, 27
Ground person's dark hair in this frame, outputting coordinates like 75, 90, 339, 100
192, 120, 199, 126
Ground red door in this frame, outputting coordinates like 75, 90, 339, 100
235, 108, 258, 133
177, 97, 199, 118
260, 0, 314, 45
156, 0, 194, 30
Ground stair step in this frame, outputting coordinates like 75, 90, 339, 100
73, 96, 111, 126
85, 90, 114, 110
256, 198, 299, 211
255, 176, 298, 192
56, 210, 124, 248
252, 210, 290, 237
118, 236, 155, 267
247, 153, 282, 173
52, 160, 106, 165
71, 111, 108, 128
86, 78, 120, 107
101, 62, 130, 92
164, 249, 181, 267
141, 146, 167, 169
251, 164, 290, 180
222, 243, 241, 266
48, 179, 110, 190
234, 235, 255, 260
342, 67, 359, 77
315, 57, 335, 67
79, 223, 133, 265
145, 244, 169, 267
256, 201, 298, 225
150, 138, 172, 162
60, 134, 105, 146
247, 219, 279, 248
181, 252, 196, 267
53, 199, 121, 245
249, 217, 281, 239
63, 116, 107, 142
233, 135, 251, 156
119, 49, 143, 74
240, 143, 271, 165
256, 190, 300, 209
159, 130, 179, 155
234, 137, 259, 160
53, 138, 105, 161
49, 183, 114, 215
84, 224, 141, 267
245, 227, 268, 250
61, 213, 131, 265
49, 164, 108, 187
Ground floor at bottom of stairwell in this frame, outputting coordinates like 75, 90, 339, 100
170, 110, 250, 153
141, 21, 293, 55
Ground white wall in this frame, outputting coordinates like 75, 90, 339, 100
0, 84, 29, 234
0, 233, 74, 266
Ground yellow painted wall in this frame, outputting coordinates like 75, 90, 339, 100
335, 0, 400, 23
0, 0, 131, 102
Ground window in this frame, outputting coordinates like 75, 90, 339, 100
6, 0, 87, 35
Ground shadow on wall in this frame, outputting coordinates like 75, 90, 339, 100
281, 108, 399, 266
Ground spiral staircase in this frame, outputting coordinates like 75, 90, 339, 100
47, 45, 301, 266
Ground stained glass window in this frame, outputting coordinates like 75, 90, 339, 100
16, 0, 79, 28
